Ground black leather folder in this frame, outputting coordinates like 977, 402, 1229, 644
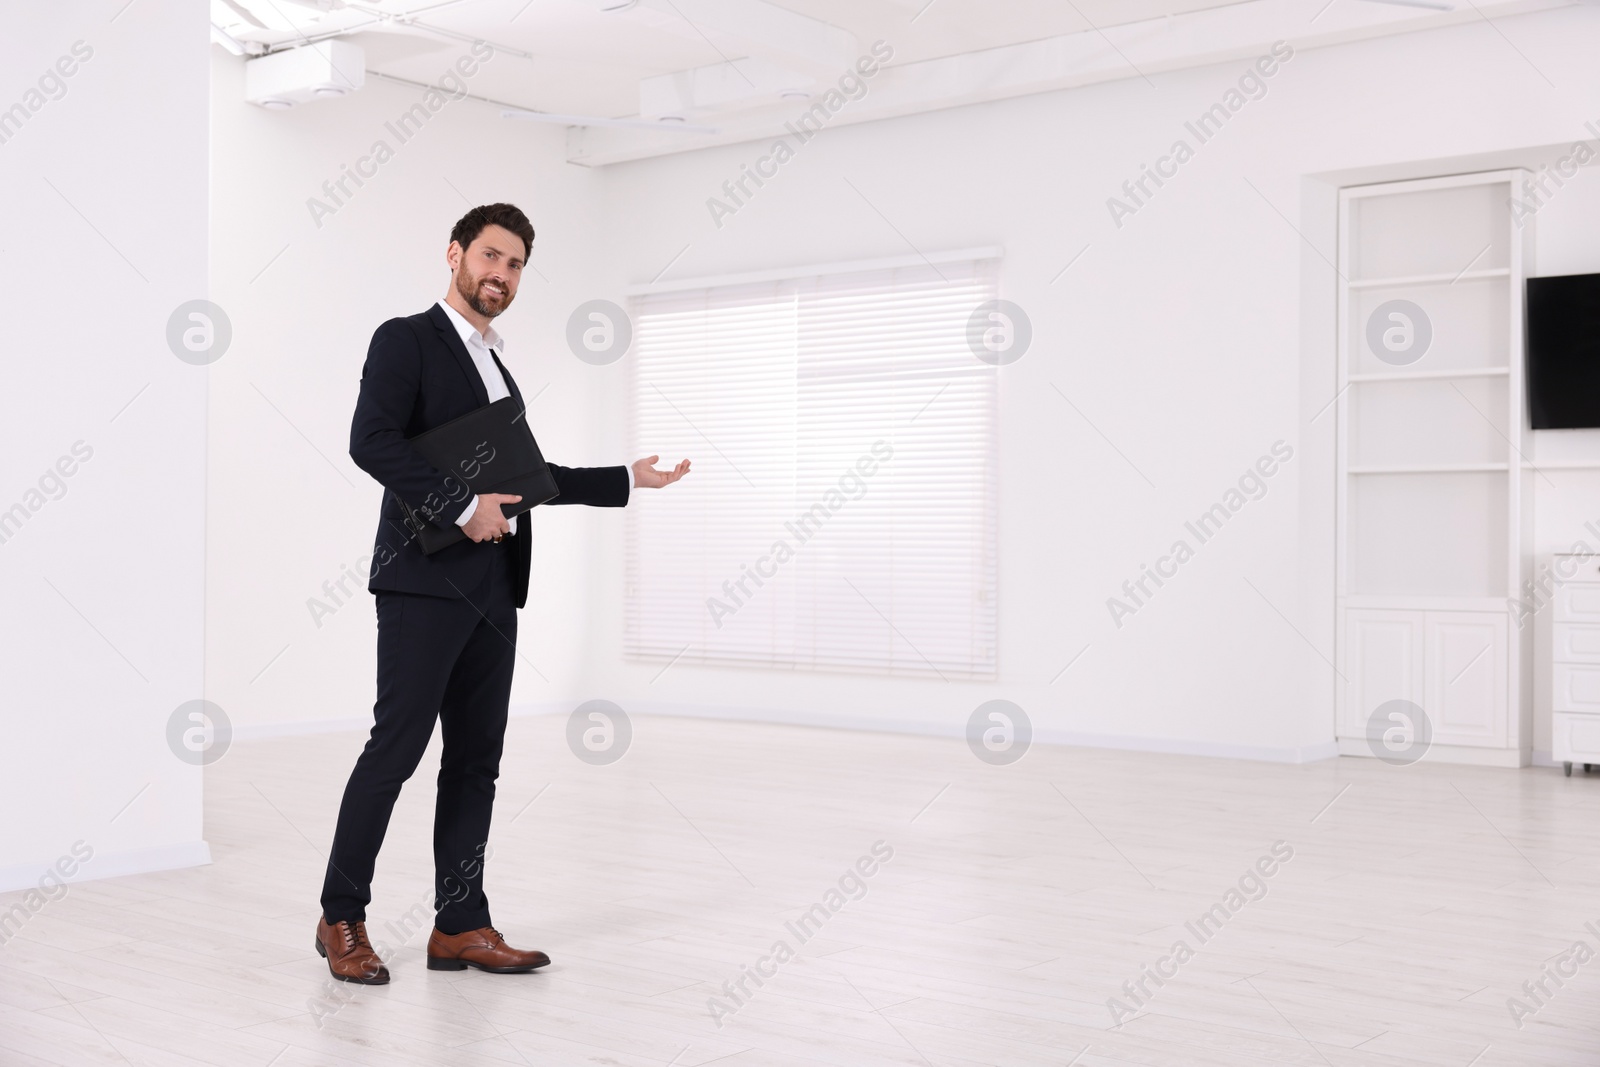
398, 396, 559, 555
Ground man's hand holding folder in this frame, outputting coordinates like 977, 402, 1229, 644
397, 395, 560, 555
461, 493, 520, 544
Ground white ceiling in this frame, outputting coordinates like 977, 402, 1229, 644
211, 0, 1575, 164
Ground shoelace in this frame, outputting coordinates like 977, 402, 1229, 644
336, 921, 371, 952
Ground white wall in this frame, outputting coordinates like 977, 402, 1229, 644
0, 1, 209, 890
204, 5, 1600, 766
587, 5, 1600, 761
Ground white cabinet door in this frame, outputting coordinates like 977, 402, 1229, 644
1342, 610, 1425, 738
1553, 623, 1600, 664
1555, 583, 1600, 623
1424, 611, 1507, 747
1552, 662, 1600, 713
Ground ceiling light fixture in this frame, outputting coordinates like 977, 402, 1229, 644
244, 40, 364, 108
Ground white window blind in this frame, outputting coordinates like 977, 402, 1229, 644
625, 257, 998, 680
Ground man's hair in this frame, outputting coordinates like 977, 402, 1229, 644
450, 203, 534, 261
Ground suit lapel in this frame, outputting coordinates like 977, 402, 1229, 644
427, 302, 491, 408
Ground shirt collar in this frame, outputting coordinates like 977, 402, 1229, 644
436, 299, 505, 354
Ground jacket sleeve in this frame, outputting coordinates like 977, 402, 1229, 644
545, 463, 630, 508
349, 318, 475, 529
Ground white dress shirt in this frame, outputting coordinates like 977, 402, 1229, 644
436, 300, 633, 536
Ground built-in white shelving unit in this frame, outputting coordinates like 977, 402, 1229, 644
1334, 170, 1534, 766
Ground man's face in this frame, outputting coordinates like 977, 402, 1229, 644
451, 223, 525, 319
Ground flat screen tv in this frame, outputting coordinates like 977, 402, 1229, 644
1528, 272, 1600, 429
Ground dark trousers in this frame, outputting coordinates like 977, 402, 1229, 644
320, 539, 517, 935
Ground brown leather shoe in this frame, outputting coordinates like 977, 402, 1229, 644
426, 926, 550, 973
315, 916, 390, 984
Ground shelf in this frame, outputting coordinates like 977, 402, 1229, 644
1349, 463, 1509, 474
1348, 268, 1510, 289
1347, 367, 1508, 383
1522, 460, 1600, 471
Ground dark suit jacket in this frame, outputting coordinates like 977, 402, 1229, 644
350, 302, 629, 609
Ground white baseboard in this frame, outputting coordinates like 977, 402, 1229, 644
615, 700, 1342, 764
226, 700, 1338, 764
1336, 737, 1531, 767
232, 716, 372, 741
0, 841, 212, 895
231, 702, 572, 741
1032, 731, 1341, 765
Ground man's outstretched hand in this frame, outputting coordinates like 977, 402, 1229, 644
632, 455, 691, 489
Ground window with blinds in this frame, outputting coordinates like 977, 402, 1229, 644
624, 256, 998, 680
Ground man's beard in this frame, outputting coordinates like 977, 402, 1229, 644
456, 267, 511, 318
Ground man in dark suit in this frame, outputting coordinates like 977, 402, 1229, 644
315, 203, 689, 984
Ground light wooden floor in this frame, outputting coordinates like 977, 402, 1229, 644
3, 715, 1600, 1066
